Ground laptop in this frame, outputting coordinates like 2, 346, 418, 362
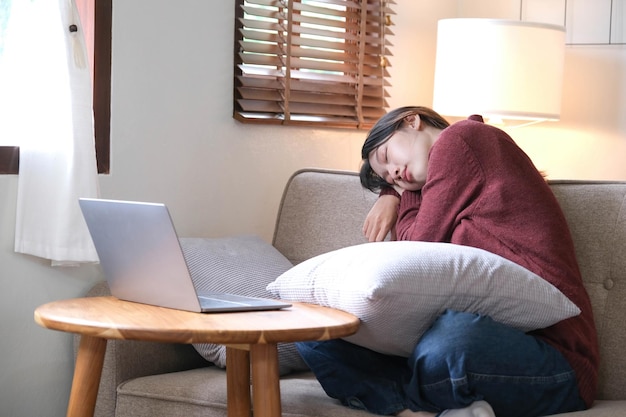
78, 198, 291, 313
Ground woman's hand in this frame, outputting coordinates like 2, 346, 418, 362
363, 194, 400, 242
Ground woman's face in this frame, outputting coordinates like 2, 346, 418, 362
368, 123, 431, 192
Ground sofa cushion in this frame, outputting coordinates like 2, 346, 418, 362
267, 241, 580, 357
180, 235, 308, 375
116, 368, 376, 417
115, 367, 625, 417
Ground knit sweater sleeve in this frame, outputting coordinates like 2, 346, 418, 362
395, 130, 485, 242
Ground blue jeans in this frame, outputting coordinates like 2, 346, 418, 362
296, 310, 586, 417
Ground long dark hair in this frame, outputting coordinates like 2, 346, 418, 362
360, 106, 450, 192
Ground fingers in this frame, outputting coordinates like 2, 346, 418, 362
362, 218, 388, 242
362, 194, 400, 242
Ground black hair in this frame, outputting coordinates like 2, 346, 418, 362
359, 106, 450, 192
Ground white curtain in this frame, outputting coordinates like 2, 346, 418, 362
0, 0, 99, 264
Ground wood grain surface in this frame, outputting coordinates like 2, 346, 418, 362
34, 296, 360, 344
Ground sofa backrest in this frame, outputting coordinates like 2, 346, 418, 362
549, 181, 626, 400
273, 169, 626, 401
273, 169, 376, 265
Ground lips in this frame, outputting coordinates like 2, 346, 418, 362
402, 168, 412, 183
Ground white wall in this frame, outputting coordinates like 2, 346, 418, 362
0, 1, 624, 416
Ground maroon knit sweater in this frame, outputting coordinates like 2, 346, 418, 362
385, 116, 598, 407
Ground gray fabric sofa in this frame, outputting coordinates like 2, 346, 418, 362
79, 168, 626, 417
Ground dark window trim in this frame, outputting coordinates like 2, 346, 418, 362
0, 0, 111, 175
94, 0, 112, 174
0, 146, 19, 174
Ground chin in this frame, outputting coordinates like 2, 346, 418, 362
403, 185, 422, 192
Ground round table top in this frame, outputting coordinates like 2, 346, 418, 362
34, 296, 360, 345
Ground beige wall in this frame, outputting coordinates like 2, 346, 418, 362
0, 1, 624, 416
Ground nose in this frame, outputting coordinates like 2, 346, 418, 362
386, 166, 401, 184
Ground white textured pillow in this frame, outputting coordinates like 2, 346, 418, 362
266, 241, 580, 357
180, 235, 308, 375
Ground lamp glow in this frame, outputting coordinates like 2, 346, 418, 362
433, 19, 566, 124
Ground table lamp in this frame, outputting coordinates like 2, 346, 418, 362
433, 18, 566, 126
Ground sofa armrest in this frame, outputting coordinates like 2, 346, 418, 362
74, 281, 210, 417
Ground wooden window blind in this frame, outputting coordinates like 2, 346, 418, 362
234, 0, 394, 129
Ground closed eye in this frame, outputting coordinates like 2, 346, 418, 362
380, 147, 394, 184
372, 145, 393, 185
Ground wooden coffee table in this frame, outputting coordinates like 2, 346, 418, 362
34, 296, 360, 417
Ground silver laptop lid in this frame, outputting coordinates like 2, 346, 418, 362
79, 198, 203, 312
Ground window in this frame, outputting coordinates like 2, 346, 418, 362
0, 0, 111, 174
234, 0, 394, 129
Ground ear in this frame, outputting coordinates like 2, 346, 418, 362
403, 114, 422, 130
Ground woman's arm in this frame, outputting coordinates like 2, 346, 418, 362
396, 133, 484, 242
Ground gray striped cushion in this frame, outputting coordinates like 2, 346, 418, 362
180, 235, 308, 375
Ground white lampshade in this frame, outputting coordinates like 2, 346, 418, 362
433, 19, 566, 123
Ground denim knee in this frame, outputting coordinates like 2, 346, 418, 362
410, 310, 491, 374
404, 310, 585, 416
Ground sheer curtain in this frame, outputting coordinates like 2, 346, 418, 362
0, 0, 100, 264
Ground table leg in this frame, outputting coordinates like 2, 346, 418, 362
66, 335, 107, 417
226, 346, 251, 417
250, 343, 281, 417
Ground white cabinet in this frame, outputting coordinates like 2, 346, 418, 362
521, 0, 624, 44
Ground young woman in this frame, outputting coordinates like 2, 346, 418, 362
296, 107, 598, 417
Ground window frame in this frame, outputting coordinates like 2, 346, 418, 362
233, 0, 394, 130
0, 0, 111, 175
